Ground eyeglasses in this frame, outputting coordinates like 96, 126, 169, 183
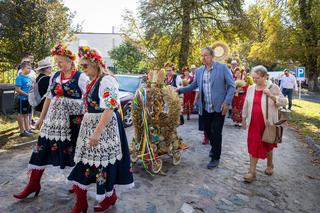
80, 64, 89, 69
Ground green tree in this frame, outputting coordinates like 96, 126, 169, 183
238, 0, 320, 91
295, 0, 319, 91
109, 41, 144, 73
0, 0, 76, 68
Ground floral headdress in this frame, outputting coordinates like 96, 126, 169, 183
182, 66, 189, 72
78, 46, 106, 69
50, 44, 76, 61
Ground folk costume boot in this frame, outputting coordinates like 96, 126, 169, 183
69, 185, 76, 194
202, 132, 209, 145
71, 185, 88, 213
94, 190, 117, 212
13, 169, 44, 199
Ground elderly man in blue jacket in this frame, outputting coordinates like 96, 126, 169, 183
178, 47, 235, 169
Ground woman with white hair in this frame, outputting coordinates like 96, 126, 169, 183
68, 46, 133, 213
242, 65, 287, 183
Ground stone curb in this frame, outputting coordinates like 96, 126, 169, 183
305, 136, 320, 156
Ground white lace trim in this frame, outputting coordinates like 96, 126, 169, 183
116, 182, 135, 190
74, 113, 122, 167
95, 183, 135, 201
40, 98, 84, 141
28, 164, 74, 171
27, 164, 46, 171
68, 182, 134, 201
71, 181, 88, 191
75, 153, 123, 167
95, 192, 112, 202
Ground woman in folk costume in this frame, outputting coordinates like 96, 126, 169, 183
14, 44, 89, 199
181, 66, 195, 120
231, 68, 248, 127
68, 46, 134, 213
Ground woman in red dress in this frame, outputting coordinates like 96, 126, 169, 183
232, 68, 248, 127
242, 65, 287, 183
181, 66, 195, 120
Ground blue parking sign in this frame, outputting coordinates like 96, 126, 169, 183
296, 67, 305, 79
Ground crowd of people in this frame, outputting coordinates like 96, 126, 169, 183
12, 43, 294, 212
165, 47, 289, 179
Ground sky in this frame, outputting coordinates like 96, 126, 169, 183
63, 0, 255, 33
63, 0, 139, 33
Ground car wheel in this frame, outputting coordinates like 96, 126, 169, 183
123, 104, 133, 127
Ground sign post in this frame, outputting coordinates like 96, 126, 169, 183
295, 67, 305, 99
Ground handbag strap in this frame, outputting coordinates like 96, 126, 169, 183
266, 92, 268, 119
265, 84, 273, 120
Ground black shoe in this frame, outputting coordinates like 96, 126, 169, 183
19, 130, 32, 137
187, 114, 190, 120
26, 129, 34, 134
209, 150, 213, 158
180, 114, 184, 125
207, 159, 219, 169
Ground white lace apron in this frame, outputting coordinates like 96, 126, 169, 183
74, 112, 122, 167
40, 98, 84, 141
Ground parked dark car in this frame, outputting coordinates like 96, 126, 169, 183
115, 74, 147, 127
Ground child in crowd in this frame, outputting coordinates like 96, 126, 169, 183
15, 62, 33, 137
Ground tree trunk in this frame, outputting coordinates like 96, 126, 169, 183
299, 0, 319, 91
178, 0, 192, 70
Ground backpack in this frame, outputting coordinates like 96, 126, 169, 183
28, 76, 46, 107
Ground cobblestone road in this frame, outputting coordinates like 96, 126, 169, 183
0, 115, 319, 213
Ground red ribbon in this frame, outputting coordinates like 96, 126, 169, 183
83, 76, 99, 112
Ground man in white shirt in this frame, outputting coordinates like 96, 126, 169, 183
280, 69, 298, 110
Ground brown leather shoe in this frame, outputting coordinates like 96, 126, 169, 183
243, 172, 256, 183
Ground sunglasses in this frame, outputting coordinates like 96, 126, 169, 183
80, 64, 89, 69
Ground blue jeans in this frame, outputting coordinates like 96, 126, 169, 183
282, 88, 293, 110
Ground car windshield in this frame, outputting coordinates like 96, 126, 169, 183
116, 76, 140, 93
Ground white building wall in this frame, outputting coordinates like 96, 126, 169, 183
68, 33, 123, 67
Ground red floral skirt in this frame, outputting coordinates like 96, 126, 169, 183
183, 91, 195, 115
232, 92, 246, 123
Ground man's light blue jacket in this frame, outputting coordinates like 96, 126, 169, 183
179, 61, 235, 115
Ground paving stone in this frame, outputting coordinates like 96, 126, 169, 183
0, 116, 319, 212
180, 203, 194, 213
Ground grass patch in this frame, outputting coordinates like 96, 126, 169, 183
0, 113, 39, 149
290, 99, 320, 144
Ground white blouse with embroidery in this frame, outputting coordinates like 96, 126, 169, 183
98, 75, 120, 110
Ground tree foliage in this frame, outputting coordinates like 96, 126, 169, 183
237, 0, 320, 91
0, 0, 76, 68
109, 41, 144, 73
135, 0, 245, 69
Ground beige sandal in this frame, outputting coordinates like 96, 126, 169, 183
244, 172, 256, 183
264, 165, 274, 176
